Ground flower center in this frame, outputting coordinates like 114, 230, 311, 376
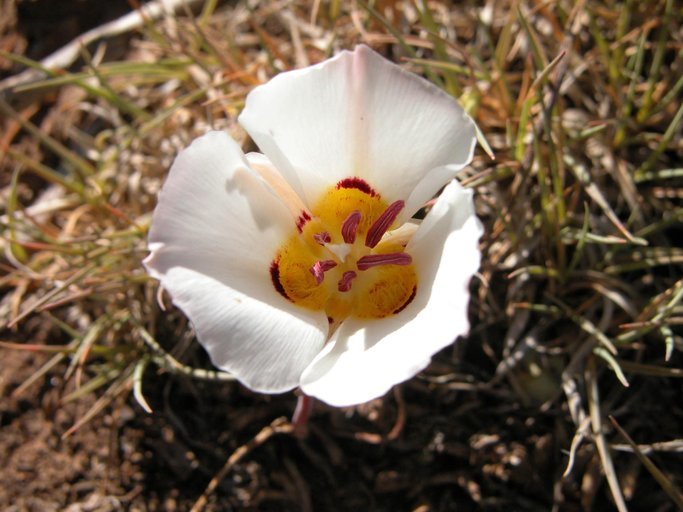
270, 178, 417, 323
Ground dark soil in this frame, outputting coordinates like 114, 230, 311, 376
3, 338, 682, 511
0, 345, 557, 511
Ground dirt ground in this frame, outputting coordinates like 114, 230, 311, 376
0, 342, 580, 511
3, 339, 682, 511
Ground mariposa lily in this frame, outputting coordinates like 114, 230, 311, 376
144, 45, 482, 407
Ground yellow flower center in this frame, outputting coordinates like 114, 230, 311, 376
270, 178, 417, 324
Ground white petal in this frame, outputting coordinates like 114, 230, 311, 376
300, 180, 482, 406
239, 45, 476, 211
245, 152, 309, 220
144, 131, 327, 393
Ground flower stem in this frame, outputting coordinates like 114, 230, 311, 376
292, 393, 314, 438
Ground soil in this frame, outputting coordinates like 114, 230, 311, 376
3, 338, 681, 511
1, 345, 571, 511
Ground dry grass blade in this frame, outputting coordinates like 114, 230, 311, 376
357, 0, 442, 87
612, 440, 683, 455
564, 154, 645, 245
6, 166, 28, 263
7, 264, 96, 328
617, 360, 683, 378
593, 347, 629, 388
9, 340, 79, 398
190, 417, 294, 512
586, 358, 628, 512
548, 295, 618, 356
0, 97, 96, 178
132, 356, 153, 413
636, 99, 683, 177
0, 0, 203, 92
61, 363, 135, 438
609, 416, 683, 510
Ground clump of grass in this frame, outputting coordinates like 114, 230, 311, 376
1, 0, 681, 509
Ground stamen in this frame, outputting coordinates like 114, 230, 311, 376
313, 231, 331, 245
338, 271, 357, 292
357, 252, 412, 270
296, 211, 312, 232
341, 210, 361, 244
365, 200, 405, 248
310, 259, 337, 284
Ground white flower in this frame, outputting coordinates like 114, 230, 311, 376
144, 45, 482, 407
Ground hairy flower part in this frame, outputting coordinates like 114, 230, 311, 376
144, 45, 482, 407
271, 181, 417, 324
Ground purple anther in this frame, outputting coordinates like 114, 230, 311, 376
310, 259, 337, 284
365, 200, 404, 248
313, 231, 332, 245
338, 271, 357, 292
296, 211, 312, 232
341, 210, 362, 244
357, 252, 412, 270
